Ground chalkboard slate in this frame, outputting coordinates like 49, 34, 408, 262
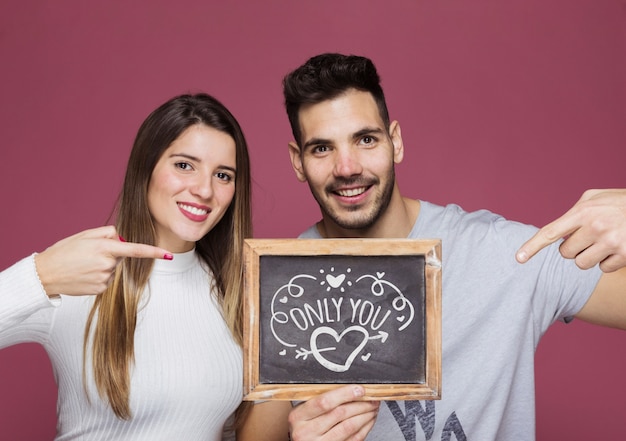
259, 254, 426, 384
243, 238, 441, 401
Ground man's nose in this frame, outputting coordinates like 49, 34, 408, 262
334, 147, 363, 177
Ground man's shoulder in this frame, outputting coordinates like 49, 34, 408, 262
298, 224, 322, 239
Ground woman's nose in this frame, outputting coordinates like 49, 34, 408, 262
190, 175, 213, 199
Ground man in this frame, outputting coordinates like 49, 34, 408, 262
238, 53, 626, 441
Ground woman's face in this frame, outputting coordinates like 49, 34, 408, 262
147, 124, 237, 253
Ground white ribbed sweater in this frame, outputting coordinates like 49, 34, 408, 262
0, 250, 242, 440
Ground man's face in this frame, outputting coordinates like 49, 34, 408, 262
289, 89, 404, 234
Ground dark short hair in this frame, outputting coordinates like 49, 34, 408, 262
282, 53, 390, 145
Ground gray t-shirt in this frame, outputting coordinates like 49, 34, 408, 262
299, 200, 601, 440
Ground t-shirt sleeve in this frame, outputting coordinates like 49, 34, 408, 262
493, 218, 602, 330
533, 239, 601, 325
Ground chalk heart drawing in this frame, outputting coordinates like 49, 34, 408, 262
310, 326, 368, 373
326, 273, 345, 288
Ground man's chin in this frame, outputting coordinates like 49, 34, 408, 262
331, 213, 377, 231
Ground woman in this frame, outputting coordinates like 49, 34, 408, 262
0, 93, 251, 440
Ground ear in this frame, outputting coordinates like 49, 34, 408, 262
389, 120, 404, 164
288, 141, 308, 182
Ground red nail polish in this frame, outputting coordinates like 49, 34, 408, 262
118, 235, 126, 242
164, 253, 173, 260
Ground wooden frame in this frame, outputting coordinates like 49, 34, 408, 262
243, 238, 442, 401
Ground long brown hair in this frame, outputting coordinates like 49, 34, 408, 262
83, 93, 252, 420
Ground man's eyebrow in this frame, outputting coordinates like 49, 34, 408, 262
302, 137, 331, 150
352, 127, 385, 140
302, 127, 386, 150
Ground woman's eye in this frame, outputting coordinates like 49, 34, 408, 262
216, 172, 233, 182
175, 162, 192, 171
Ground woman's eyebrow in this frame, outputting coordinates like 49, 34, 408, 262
169, 152, 201, 161
169, 153, 236, 173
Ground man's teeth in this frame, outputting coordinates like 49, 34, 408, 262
337, 187, 367, 197
178, 203, 208, 215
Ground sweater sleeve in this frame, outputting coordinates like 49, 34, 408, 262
0, 254, 60, 347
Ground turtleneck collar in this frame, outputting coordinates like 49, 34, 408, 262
152, 248, 198, 274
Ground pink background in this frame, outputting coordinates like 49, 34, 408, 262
1, 0, 625, 439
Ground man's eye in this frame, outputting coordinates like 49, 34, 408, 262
362, 136, 375, 145
313, 145, 329, 154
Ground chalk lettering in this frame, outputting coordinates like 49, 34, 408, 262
289, 308, 309, 330
350, 298, 362, 322
269, 265, 419, 374
331, 297, 343, 320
